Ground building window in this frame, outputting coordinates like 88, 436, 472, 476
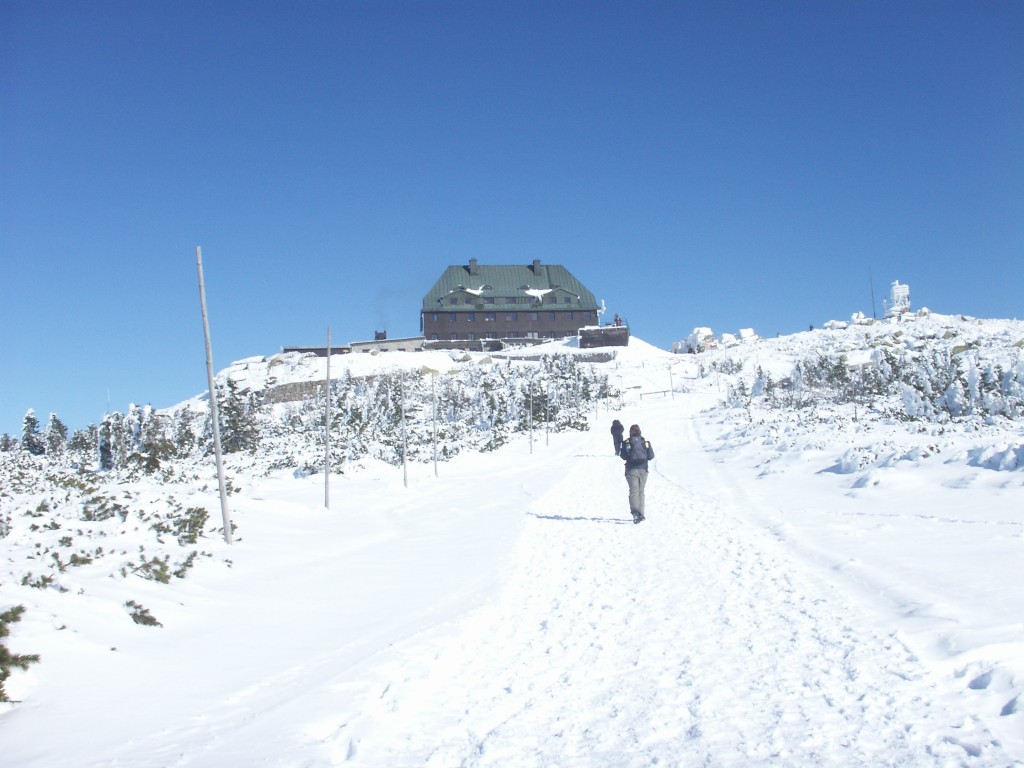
451, 298, 459, 305
506, 297, 517, 304
567, 312, 573, 320
563, 296, 572, 304
467, 313, 475, 322
506, 312, 517, 321
449, 313, 457, 322
431, 313, 438, 322
449, 333, 458, 341
486, 332, 497, 339
485, 313, 496, 322
430, 333, 438, 340
508, 330, 520, 338
548, 312, 555, 321
529, 312, 538, 321
468, 332, 476, 341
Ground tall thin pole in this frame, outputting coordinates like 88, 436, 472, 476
401, 374, 408, 488
545, 382, 550, 447
196, 246, 233, 545
869, 269, 878, 320
421, 366, 440, 478
431, 374, 438, 478
528, 377, 534, 455
325, 325, 331, 510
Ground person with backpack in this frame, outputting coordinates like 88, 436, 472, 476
618, 423, 654, 524
610, 419, 625, 455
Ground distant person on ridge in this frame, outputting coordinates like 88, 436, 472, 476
619, 423, 654, 524
610, 419, 625, 455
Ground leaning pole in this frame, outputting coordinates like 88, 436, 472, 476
325, 325, 331, 510
195, 246, 233, 545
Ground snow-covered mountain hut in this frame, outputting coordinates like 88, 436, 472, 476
421, 259, 601, 351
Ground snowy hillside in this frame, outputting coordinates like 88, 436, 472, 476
1, 312, 1022, 766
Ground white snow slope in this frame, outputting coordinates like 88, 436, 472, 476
2, 317, 1023, 767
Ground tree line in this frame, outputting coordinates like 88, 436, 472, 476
2, 356, 616, 475
729, 346, 1024, 422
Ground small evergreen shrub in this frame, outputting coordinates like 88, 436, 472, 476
1, 605, 41, 701
20, 572, 54, 589
131, 555, 171, 584
173, 551, 200, 579
125, 601, 162, 627
175, 507, 209, 545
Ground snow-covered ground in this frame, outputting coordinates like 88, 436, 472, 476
2, 318, 1023, 766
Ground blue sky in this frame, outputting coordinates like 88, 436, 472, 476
2, 1, 1022, 437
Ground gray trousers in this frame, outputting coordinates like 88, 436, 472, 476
625, 467, 648, 517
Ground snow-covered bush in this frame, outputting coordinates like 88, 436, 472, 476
0, 605, 40, 701
750, 335, 1023, 424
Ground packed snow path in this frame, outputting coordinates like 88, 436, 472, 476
327, 397, 1011, 766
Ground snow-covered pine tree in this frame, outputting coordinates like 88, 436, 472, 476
44, 413, 68, 457
172, 406, 199, 457
20, 410, 45, 456
97, 416, 115, 471
67, 426, 97, 466
217, 379, 259, 454
138, 406, 174, 468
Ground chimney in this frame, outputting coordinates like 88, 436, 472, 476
469, 258, 478, 275
532, 259, 541, 272
374, 330, 387, 341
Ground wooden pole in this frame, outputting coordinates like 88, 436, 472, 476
401, 374, 408, 488
196, 246, 233, 545
545, 381, 550, 447
431, 373, 438, 478
325, 325, 331, 510
528, 377, 534, 454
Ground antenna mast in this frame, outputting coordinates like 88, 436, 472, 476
869, 269, 877, 320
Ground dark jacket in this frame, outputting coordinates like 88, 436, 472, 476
611, 420, 625, 450
619, 434, 654, 470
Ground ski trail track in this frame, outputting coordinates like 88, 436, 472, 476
334, 395, 1013, 767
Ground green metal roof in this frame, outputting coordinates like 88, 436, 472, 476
422, 260, 598, 310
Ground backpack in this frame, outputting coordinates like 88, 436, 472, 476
627, 435, 648, 462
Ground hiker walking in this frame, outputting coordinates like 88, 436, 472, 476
610, 419, 625, 455
618, 423, 654, 524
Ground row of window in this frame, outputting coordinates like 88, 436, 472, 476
428, 311, 596, 323
427, 331, 577, 341
448, 295, 576, 306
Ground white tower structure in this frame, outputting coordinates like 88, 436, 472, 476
885, 280, 911, 317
